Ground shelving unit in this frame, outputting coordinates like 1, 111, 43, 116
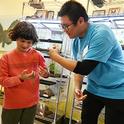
36, 76, 70, 124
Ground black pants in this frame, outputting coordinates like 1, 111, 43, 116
1, 104, 37, 124
82, 90, 124, 124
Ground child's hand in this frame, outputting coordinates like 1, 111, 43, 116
19, 69, 35, 81
39, 66, 49, 78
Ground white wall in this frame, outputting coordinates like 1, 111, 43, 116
1, 0, 124, 29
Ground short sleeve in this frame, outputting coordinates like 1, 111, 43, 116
84, 26, 116, 63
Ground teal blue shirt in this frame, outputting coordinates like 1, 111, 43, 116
73, 23, 124, 99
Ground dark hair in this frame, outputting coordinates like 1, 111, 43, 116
8, 21, 38, 44
58, 0, 88, 24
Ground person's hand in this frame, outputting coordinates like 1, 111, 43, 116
74, 89, 87, 101
48, 47, 59, 60
39, 66, 49, 78
19, 69, 35, 81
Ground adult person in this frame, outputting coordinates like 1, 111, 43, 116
48, 1, 124, 124
0, 21, 49, 124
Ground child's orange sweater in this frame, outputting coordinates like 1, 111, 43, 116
0, 48, 46, 109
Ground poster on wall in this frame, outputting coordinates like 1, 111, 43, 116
111, 0, 124, 2
47, 11, 54, 20
34, 10, 47, 19
92, 10, 106, 16
108, 7, 120, 15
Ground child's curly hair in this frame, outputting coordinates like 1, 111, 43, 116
8, 21, 39, 44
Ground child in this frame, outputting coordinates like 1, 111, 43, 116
0, 21, 49, 124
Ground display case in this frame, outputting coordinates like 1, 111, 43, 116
35, 76, 70, 124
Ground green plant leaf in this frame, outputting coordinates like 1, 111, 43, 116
0, 20, 19, 47
0, 23, 3, 32
8, 19, 20, 31
3, 30, 12, 44
0, 23, 4, 43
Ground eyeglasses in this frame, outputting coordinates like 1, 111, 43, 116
60, 23, 74, 31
